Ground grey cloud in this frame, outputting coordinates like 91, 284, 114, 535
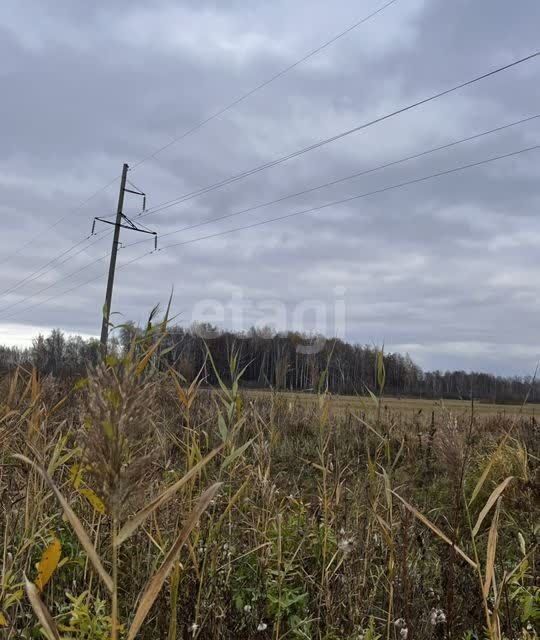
1, 0, 539, 375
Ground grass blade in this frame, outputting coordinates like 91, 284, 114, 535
116, 446, 222, 546
135, 337, 164, 376
126, 482, 222, 640
483, 498, 501, 598
392, 490, 477, 569
469, 436, 511, 506
221, 438, 254, 470
24, 575, 61, 640
472, 476, 513, 538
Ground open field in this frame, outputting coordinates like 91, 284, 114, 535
1, 353, 538, 640
245, 388, 540, 418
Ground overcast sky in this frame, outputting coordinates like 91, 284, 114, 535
1, 0, 540, 375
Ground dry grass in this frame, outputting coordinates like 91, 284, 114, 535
245, 389, 540, 418
0, 340, 538, 640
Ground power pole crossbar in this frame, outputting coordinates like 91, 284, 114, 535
97, 163, 156, 355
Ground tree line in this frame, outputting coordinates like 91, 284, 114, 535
0, 324, 538, 404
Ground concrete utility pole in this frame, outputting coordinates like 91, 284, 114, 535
96, 164, 156, 356
100, 163, 129, 355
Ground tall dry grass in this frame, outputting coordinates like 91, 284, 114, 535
0, 336, 538, 639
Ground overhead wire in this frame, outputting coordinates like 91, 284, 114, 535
0, 0, 400, 265
2, 33, 538, 322
0, 250, 112, 317
120, 113, 540, 251
5, 111, 536, 311
0, 176, 119, 267
156, 143, 540, 253
0, 228, 110, 299
131, 50, 540, 221
128, 0, 402, 171
2, 141, 537, 323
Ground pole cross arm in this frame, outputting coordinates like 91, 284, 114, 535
92, 215, 157, 243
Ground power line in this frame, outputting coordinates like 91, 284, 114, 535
8, 109, 535, 304
156, 143, 540, 252
132, 50, 540, 220
0, 2, 399, 280
0, 229, 110, 299
0, 174, 149, 303
43, 45, 536, 296
0, 188, 155, 317
6, 11, 534, 296
0, 250, 111, 317
27, 109, 537, 295
0, 269, 108, 325
0, 179, 152, 303
0, 176, 119, 267
121, 113, 540, 251
2, 142, 537, 323
129, 0, 401, 171
4, 117, 539, 318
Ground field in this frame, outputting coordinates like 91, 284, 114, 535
1, 349, 538, 640
245, 389, 540, 418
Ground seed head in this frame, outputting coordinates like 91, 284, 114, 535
80, 360, 155, 517
338, 537, 355, 555
430, 608, 447, 626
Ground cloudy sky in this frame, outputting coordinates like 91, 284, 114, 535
1, 0, 540, 374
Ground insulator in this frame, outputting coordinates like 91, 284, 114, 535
91, 219, 96, 235
142, 195, 146, 212
154, 234, 157, 251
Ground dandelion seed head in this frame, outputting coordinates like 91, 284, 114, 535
338, 538, 355, 554
430, 608, 447, 626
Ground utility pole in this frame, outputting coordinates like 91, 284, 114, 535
100, 163, 129, 354
96, 163, 156, 355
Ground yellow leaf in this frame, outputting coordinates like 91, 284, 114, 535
79, 488, 106, 515
14, 454, 113, 593
0, 612, 8, 626
35, 538, 62, 592
135, 338, 163, 376
4, 589, 23, 608
69, 463, 84, 489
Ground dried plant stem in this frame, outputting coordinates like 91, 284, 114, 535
111, 516, 119, 640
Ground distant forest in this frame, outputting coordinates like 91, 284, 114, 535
0, 324, 538, 404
